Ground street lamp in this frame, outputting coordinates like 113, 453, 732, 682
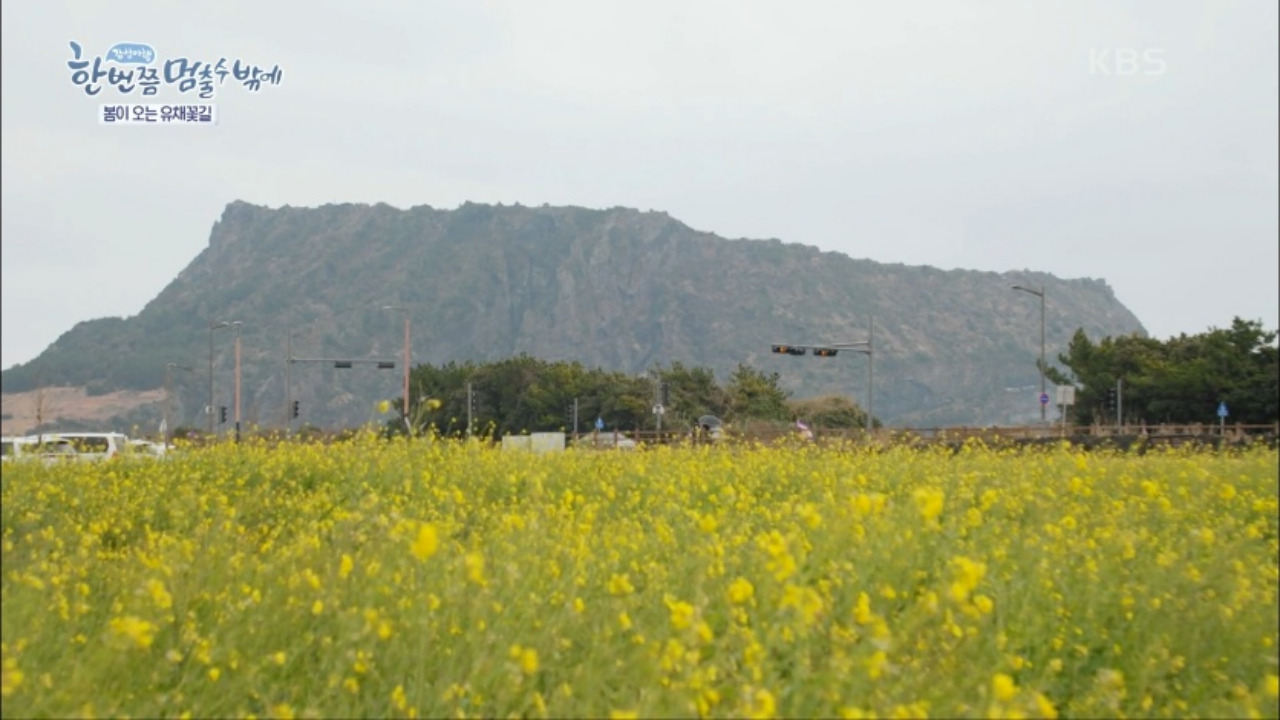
1012, 285, 1046, 427
164, 363, 194, 451
382, 305, 411, 433
207, 321, 231, 435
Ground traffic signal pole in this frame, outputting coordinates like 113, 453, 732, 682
770, 315, 875, 434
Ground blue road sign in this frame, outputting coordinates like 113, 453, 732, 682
595, 416, 605, 431
1217, 402, 1228, 418
1039, 392, 1050, 406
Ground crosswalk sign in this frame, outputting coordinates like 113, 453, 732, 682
595, 416, 605, 431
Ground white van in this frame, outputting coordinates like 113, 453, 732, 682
2, 436, 78, 464
1, 436, 35, 462
43, 432, 131, 462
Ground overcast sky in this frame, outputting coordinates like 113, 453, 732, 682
2, 1, 1276, 370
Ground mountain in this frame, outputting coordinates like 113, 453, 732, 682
1, 200, 1145, 432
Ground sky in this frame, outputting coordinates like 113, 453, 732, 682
2, 1, 1277, 371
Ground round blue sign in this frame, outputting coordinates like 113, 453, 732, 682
1039, 392, 1050, 405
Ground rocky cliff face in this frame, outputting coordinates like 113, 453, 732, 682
3, 201, 1145, 429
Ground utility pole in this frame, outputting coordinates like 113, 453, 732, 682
573, 398, 579, 440
654, 381, 663, 438
466, 382, 473, 439
285, 331, 292, 436
164, 363, 193, 451
208, 321, 231, 435
867, 316, 875, 435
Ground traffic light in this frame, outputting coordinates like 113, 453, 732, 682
219, 406, 228, 424
812, 348, 839, 358
660, 382, 670, 406
292, 400, 300, 418
376, 361, 395, 369
1104, 387, 1118, 412
771, 344, 807, 356
334, 361, 353, 369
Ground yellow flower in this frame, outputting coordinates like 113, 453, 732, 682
465, 552, 486, 585
992, 673, 1018, 702
745, 687, 777, 719
411, 524, 439, 561
509, 645, 539, 675
728, 577, 755, 605
853, 592, 876, 625
1, 657, 23, 698
665, 595, 695, 631
607, 574, 635, 596
867, 651, 888, 680
109, 616, 156, 650
146, 579, 173, 610
377, 399, 392, 414
913, 488, 945, 522
391, 684, 410, 712
1033, 692, 1058, 719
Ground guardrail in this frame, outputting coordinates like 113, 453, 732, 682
573, 422, 1280, 448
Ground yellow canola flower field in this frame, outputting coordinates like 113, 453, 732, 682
2, 435, 1277, 719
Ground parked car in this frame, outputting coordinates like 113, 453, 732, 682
694, 415, 726, 443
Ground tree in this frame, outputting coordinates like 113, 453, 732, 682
1050, 318, 1278, 425
789, 394, 872, 429
725, 363, 790, 421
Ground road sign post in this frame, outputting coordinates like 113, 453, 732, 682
1217, 402, 1228, 436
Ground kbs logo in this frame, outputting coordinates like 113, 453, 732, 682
1089, 48, 1166, 76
